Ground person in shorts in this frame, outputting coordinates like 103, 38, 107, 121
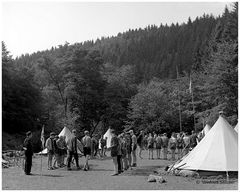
45, 132, 55, 170
161, 133, 169, 160
155, 134, 162, 159
82, 130, 92, 171
176, 133, 184, 159
147, 133, 154, 159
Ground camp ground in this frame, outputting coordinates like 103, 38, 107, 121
2, 2, 238, 191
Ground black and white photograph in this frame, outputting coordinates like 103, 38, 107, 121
2, 1, 238, 190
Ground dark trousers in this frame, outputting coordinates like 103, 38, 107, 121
117, 155, 122, 173
67, 151, 79, 168
24, 155, 32, 174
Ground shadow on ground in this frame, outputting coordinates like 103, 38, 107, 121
123, 165, 165, 176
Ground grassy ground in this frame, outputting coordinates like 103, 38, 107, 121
2, 150, 238, 190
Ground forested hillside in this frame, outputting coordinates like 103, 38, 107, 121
2, 3, 238, 150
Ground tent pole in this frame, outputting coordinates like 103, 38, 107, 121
226, 171, 229, 182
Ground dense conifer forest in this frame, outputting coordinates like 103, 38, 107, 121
2, 3, 237, 150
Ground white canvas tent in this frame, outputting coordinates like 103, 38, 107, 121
173, 115, 238, 172
103, 128, 113, 148
234, 123, 238, 133
38, 127, 82, 154
201, 124, 211, 136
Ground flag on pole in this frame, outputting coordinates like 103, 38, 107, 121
40, 125, 45, 149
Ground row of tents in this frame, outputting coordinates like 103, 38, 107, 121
171, 115, 238, 175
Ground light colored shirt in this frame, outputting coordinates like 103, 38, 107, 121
82, 135, 92, 148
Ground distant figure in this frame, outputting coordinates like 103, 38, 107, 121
82, 131, 92, 171
183, 132, 190, 155
190, 130, 197, 149
125, 132, 132, 168
117, 134, 123, 174
91, 136, 97, 158
121, 133, 128, 170
169, 132, 177, 161
147, 133, 154, 159
143, 135, 148, 149
23, 131, 33, 175
99, 135, 105, 157
156, 134, 162, 159
56, 136, 67, 167
67, 129, 80, 170
110, 130, 119, 176
137, 131, 144, 159
53, 135, 60, 168
130, 130, 137, 167
197, 132, 203, 143
45, 132, 56, 170
176, 133, 184, 159
161, 133, 169, 160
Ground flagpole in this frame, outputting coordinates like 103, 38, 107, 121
190, 74, 196, 132
176, 65, 182, 132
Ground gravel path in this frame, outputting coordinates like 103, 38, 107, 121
2, 150, 238, 190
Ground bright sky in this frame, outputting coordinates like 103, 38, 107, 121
2, 1, 231, 58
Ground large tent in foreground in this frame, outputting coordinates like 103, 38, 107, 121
173, 115, 238, 174
103, 128, 113, 148
38, 127, 82, 154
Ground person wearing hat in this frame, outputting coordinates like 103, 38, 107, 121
130, 130, 137, 167
161, 133, 169, 160
82, 130, 92, 171
67, 129, 80, 170
23, 131, 33, 175
45, 132, 56, 170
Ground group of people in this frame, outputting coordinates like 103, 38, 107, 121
45, 130, 93, 171
109, 129, 137, 176
22, 128, 204, 176
138, 130, 203, 161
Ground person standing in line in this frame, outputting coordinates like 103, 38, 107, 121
99, 135, 104, 158
121, 133, 128, 170
143, 135, 148, 150
155, 134, 162, 159
190, 130, 198, 149
147, 133, 154, 159
125, 131, 132, 169
56, 135, 66, 167
45, 132, 55, 170
169, 132, 177, 161
137, 131, 144, 159
153, 132, 157, 159
117, 134, 123, 174
130, 130, 137, 167
197, 132, 203, 143
91, 136, 97, 159
110, 130, 119, 176
67, 129, 80, 170
161, 133, 169, 160
52, 135, 61, 169
94, 136, 99, 157
82, 131, 92, 171
23, 131, 33, 175
183, 132, 190, 155
176, 133, 184, 159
